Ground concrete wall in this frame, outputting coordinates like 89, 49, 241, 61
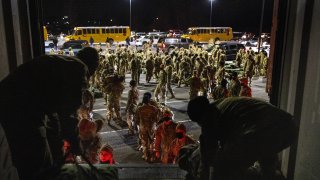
0, 1, 10, 80
275, 0, 320, 179
294, 0, 320, 179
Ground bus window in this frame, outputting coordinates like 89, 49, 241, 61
226, 29, 229, 35
114, 28, 118, 33
96, 29, 100, 34
206, 29, 210, 34
196, 29, 201, 34
87, 29, 92, 34
106, 29, 110, 33
118, 28, 122, 33
110, 28, 114, 33
76, 30, 82, 35
83, 29, 87, 34
123, 28, 126, 34
102, 29, 106, 34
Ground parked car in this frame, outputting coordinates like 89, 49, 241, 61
167, 29, 184, 37
161, 37, 193, 53
62, 40, 89, 55
135, 34, 165, 47
44, 40, 55, 54
207, 41, 246, 61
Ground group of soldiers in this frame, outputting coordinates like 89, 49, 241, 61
86, 43, 268, 163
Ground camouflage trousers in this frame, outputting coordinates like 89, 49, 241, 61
146, 70, 153, 83
139, 127, 154, 161
154, 83, 166, 101
107, 99, 121, 123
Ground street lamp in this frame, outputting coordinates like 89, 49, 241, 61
209, 0, 214, 27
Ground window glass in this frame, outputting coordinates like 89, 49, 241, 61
123, 28, 127, 34
230, 44, 238, 50
196, 29, 201, 34
118, 28, 122, 33
115, 28, 118, 33
102, 29, 106, 34
106, 29, 110, 33
96, 29, 100, 34
110, 28, 115, 33
83, 29, 87, 34
87, 29, 91, 34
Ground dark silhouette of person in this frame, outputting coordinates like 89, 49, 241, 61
0, 47, 99, 180
179, 96, 297, 180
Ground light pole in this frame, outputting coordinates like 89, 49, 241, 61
257, 0, 266, 53
130, 0, 132, 28
210, 0, 214, 27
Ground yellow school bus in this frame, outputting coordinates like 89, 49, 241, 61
182, 27, 233, 42
43, 26, 48, 41
66, 26, 131, 43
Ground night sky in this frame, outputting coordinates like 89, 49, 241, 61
43, 0, 274, 33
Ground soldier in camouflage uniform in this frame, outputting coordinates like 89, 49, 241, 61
145, 56, 154, 83
154, 56, 162, 79
136, 55, 142, 84
177, 58, 191, 88
200, 70, 209, 98
106, 75, 125, 124
228, 71, 241, 97
243, 54, 255, 86
135, 93, 158, 162
130, 54, 138, 82
212, 79, 229, 101
215, 60, 226, 85
154, 109, 177, 164
189, 70, 202, 100
195, 57, 205, 77
168, 123, 196, 164
165, 60, 175, 98
119, 54, 127, 78
235, 48, 245, 68
126, 80, 139, 135
261, 55, 269, 77
154, 64, 167, 102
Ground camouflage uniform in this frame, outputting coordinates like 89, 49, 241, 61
228, 79, 241, 97
154, 57, 162, 79
131, 57, 138, 82
235, 49, 244, 67
126, 87, 139, 134
200, 72, 209, 97
243, 55, 255, 85
155, 120, 177, 164
261, 56, 268, 77
135, 103, 158, 161
177, 59, 191, 87
145, 58, 154, 83
169, 136, 195, 164
119, 57, 127, 77
106, 78, 125, 123
154, 68, 167, 102
212, 85, 229, 101
189, 71, 202, 100
165, 64, 175, 98
215, 62, 225, 84
136, 57, 142, 84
